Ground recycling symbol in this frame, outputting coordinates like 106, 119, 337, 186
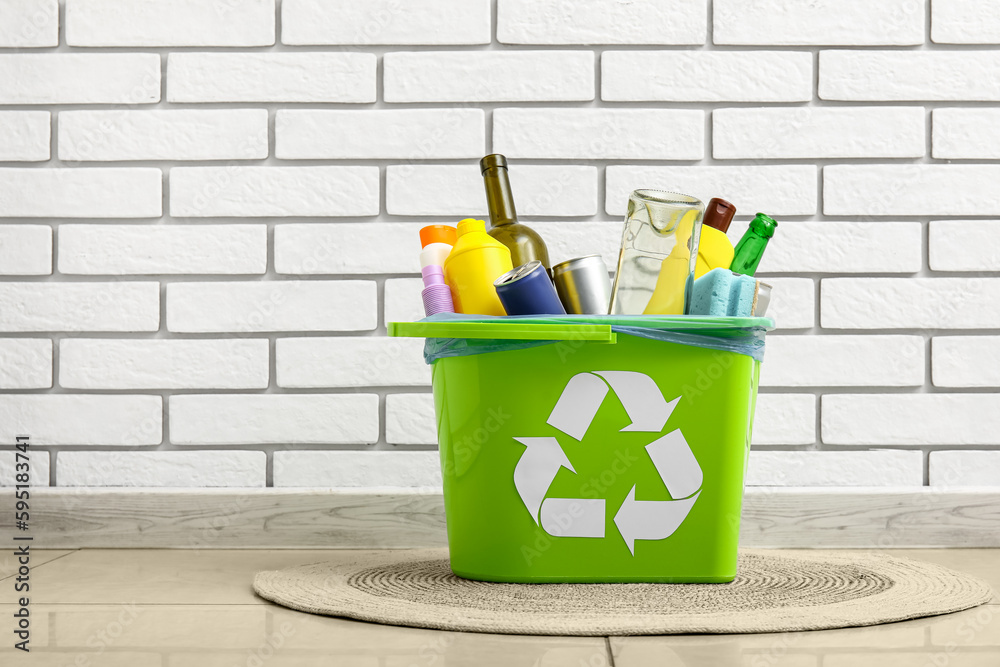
512, 371, 703, 555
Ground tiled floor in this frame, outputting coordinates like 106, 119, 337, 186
0, 549, 996, 665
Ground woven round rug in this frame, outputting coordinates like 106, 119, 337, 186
252, 549, 994, 635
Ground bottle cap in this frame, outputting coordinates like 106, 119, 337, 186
480, 154, 508, 174
703, 198, 737, 233
419, 224, 457, 248
457, 218, 487, 236
750, 213, 778, 238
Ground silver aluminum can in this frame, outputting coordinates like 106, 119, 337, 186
552, 255, 612, 315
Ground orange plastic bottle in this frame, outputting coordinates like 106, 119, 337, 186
443, 219, 513, 315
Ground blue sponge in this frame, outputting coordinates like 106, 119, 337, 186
690, 268, 757, 317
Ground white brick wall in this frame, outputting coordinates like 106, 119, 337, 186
170, 394, 379, 445
57, 451, 265, 487
59, 110, 269, 162
0, 111, 50, 161
0, 0, 58, 48
1, 3, 997, 494
60, 339, 270, 389
66, 0, 275, 47
59, 225, 267, 275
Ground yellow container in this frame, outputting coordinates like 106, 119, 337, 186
444, 218, 513, 315
694, 226, 735, 279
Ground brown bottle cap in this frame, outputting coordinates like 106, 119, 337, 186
703, 197, 736, 233
480, 154, 508, 174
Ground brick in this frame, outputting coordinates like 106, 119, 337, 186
384, 51, 594, 103
932, 108, 1000, 159
276, 109, 484, 160
59, 110, 268, 162
0, 339, 52, 389
0, 0, 57, 47
494, 108, 704, 160
752, 394, 816, 445
0, 111, 49, 161
0, 168, 161, 218
0, 54, 159, 104
57, 451, 265, 487
282, 0, 489, 45
532, 221, 621, 270
385, 394, 437, 445
168, 53, 375, 103
66, 0, 274, 47
728, 221, 922, 274
0, 451, 49, 487
276, 337, 428, 388
275, 223, 421, 275
0, 225, 51, 275
387, 165, 597, 217
932, 0, 1000, 44
760, 335, 924, 387
603, 51, 812, 102
713, 107, 925, 159
823, 394, 1000, 445
0, 282, 159, 332
171, 166, 378, 218
170, 394, 379, 445
761, 278, 815, 330
929, 220, 1000, 271
822, 278, 1000, 329
746, 450, 923, 486
273, 451, 441, 487
606, 166, 816, 217
932, 336, 1000, 388
498, 0, 705, 45
715, 0, 924, 45
167, 281, 376, 333
824, 165, 1000, 216
820, 51, 1000, 101
59, 224, 266, 275
0, 395, 161, 446
385, 278, 425, 324
60, 339, 269, 390
930, 451, 1000, 487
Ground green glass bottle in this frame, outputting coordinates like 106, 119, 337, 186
730, 213, 778, 276
480, 154, 551, 272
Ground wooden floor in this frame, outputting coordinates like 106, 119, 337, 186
1, 549, 997, 665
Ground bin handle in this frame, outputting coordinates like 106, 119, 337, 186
388, 321, 617, 344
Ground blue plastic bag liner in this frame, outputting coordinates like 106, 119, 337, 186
389, 313, 775, 364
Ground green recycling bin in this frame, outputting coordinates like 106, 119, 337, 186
389, 314, 774, 583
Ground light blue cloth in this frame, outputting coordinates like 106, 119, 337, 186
690, 268, 757, 317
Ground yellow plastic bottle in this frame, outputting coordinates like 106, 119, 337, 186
642, 209, 699, 315
693, 198, 736, 278
643, 198, 737, 314
444, 218, 513, 315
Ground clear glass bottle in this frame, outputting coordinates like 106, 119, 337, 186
609, 189, 704, 315
480, 154, 551, 272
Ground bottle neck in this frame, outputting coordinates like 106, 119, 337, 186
482, 166, 518, 227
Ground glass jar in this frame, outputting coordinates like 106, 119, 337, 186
609, 189, 704, 315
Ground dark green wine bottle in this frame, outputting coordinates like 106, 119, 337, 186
480, 154, 551, 272
730, 213, 778, 276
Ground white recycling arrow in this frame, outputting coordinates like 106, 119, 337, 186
593, 372, 677, 433
613, 428, 703, 555
512, 437, 575, 524
614, 486, 701, 556
512, 370, 703, 552
645, 429, 703, 499
540, 498, 606, 538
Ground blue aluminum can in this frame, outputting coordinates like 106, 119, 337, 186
494, 260, 567, 316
